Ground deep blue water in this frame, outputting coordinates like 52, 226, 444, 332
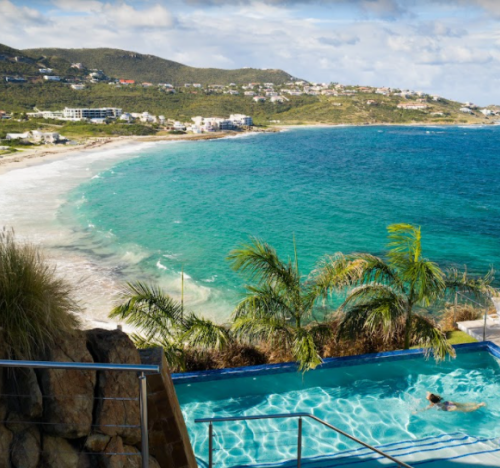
64, 126, 500, 320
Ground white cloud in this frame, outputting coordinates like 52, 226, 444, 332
104, 4, 175, 28
318, 34, 360, 47
1, 0, 499, 104
51, 0, 104, 13
0, 0, 49, 24
358, 0, 409, 19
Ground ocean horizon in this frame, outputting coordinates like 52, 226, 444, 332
1, 125, 499, 324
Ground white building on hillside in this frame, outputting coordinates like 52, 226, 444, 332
397, 103, 428, 110
63, 107, 122, 120
6, 133, 30, 140
230, 114, 253, 126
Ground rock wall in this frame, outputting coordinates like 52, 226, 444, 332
0, 329, 166, 468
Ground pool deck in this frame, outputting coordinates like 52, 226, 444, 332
457, 317, 500, 345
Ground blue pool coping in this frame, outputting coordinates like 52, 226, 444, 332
171, 341, 500, 384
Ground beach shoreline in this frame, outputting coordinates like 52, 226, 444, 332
2, 121, 492, 175
3, 121, 492, 174
0, 129, 256, 332
0, 131, 242, 176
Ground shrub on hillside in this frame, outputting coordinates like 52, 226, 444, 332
0, 229, 80, 359
440, 304, 484, 332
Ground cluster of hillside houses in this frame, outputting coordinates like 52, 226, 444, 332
23, 106, 253, 132
2, 106, 254, 145
5, 130, 63, 144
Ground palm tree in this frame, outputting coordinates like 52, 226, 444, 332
110, 282, 231, 370
313, 224, 454, 360
228, 238, 332, 371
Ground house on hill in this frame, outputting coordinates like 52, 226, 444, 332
397, 102, 428, 110
119, 79, 135, 85
5, 76, 27, 83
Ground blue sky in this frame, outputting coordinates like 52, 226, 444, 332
1, 0, 499, 105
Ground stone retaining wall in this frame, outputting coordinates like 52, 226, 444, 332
0, 329, 171, 468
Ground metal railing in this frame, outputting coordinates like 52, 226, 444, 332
455, 291, 493, 341
0, 360, 160, 468
196, 412, 414, 468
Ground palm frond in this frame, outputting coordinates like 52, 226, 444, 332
231, 315, 293, 348
227, 238, 300, 293
343, 283, 406, 308
293, 328, 323, 372
339, 284, 406, 339
181, 313, 232, 351
404, 259, 445, 306
387, 223, 422, 263
411, 313, 455, 362
311, 252, 399, 299
232, 283, 294, 321
445, 267, 496, 298
349, 253, 401, 287
310, 252, 361, 296
110, 282, 183, 338
130, 332, 186, 371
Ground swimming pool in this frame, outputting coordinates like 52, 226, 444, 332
173, 343, 500, 467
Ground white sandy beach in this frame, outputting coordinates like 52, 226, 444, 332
0, 131, 236, 176
0, 139, 156, 332
0, 130, 259, 332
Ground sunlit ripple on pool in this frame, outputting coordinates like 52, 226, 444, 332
176, 351, 500, 467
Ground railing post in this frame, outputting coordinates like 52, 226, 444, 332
483, 307, 488, 341
209, 422, 214, 468
453, 291, 458, 327
297, 417, 302, 468
139, 372, 149, 468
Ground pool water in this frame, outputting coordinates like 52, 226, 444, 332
174, 350, 500, 467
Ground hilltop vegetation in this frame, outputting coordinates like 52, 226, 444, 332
22, 46, 294, 85
0, 42, 494, 128
0, 81, 489, 126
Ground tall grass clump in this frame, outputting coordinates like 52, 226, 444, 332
0, 229, 80, 359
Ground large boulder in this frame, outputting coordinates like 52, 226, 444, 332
84, 433, 111, 453
86, 329, 141, 445
99, 435, 124, 468
38, 331, 96, 439
0, 424, 13, 468
5, 368, 42, 419
42, 435, 90, 468
11, 427, 40, 468
122, 446, 161, 468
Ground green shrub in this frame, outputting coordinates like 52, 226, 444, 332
0, 229, 80, 359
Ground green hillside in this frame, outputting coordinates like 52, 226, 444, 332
0, 82, 489, 126
0, 43, 83, 79
23, 47, 294, 85
0, 42, 492, 128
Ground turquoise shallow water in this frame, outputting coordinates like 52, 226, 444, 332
175, 350, 500, 467
64, 126, 500, 320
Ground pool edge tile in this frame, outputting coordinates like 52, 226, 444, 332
172, 341, 494, 384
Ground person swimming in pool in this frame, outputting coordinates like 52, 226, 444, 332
424, 392, 486, 413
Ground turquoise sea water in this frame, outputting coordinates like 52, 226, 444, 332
175, 350, 500, 467
64, 126, 500, 320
